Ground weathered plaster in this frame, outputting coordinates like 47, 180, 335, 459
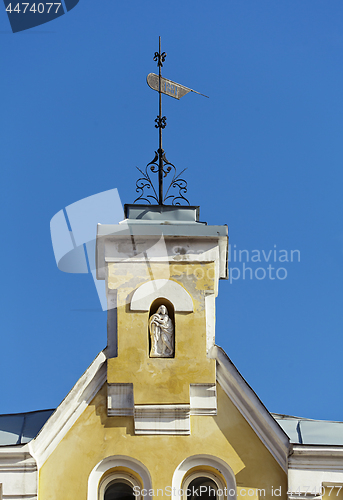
107, 262, 216, 404
38, 383, 287, 500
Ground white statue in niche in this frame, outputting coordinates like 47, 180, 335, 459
149, 305, 174, 357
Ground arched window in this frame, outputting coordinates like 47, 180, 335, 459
104, 480, 134, 500
99, 472, 141, 500
173, 454, 236, 500
182, 471, 226, 500
88, 456, 151, 500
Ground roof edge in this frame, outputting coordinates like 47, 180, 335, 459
29, 349, 107, 469
211, 345, 290, 473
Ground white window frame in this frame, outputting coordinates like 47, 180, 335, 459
182, 471, 226, 500
172, 455, 236, 500
87, 455, 152, 500
99, 471, 141, 500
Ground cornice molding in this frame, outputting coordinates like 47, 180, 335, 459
291, 445, 343, 457
290, 445, 343, 470
134, 404, 190, 435
0, 446, 36, 473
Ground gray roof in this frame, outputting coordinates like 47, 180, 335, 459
273, 413, 343, 446
0, 409, 54, 446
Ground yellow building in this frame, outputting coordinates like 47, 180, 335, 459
1, 203, 343, 500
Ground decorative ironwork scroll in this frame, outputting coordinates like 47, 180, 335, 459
133, 36, 206, 206
134, 151, 189, 206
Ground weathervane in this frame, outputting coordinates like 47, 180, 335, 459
134, 36, 208, 206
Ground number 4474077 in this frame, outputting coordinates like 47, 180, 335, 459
6, 3, 61, 13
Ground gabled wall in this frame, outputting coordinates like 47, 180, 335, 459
38, 381, 287, 500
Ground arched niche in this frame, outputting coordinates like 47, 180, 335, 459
148, 298, 175, 358
130, 279, 193, 312
149, 297, 174, 321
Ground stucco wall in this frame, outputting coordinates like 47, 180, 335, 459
38, 383, 287, 499
107, 262, 216, 404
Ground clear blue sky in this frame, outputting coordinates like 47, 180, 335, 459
1, 0, 343, 422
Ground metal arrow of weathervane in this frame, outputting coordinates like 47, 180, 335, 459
134, 37, 208, 206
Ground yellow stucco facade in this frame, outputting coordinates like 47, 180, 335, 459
39, 383, 287, 499
107, 262, 216, 404
37, 208, 288, 499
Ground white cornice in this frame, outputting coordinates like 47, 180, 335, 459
134, 404, 190, 435
212, 345, 289, 472
0, 445, 30, 458
291, 445, 343, 456
289, 445, 343, 470
0, 445, 37, 498
0, 445, 36, 472
29, 350, 107, 469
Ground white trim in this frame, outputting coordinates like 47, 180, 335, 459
87, 455, 152, 500
0, 448, 36, 473
130, 280, 193, 312
287, 445, 343, 494
211, 345, 289, 472
107, 383, 134, 416
205, 293, 215, 353
29, 350, 107, 468
288, 468, 343, 495
290, 445, 343, 464
98, 471, 141, 499
182, 470, 226, 500
172, 455, 236, 500
107, 383, 217, 426
0, 446, 37, 499
134, 405, 190, 435
190, 384, 217, 416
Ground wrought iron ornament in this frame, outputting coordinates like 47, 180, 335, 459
134, 37, 191, 206
135, 151, 189, 205
153, 49, 166, 67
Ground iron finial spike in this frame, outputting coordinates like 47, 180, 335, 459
158, 36, 163, 205
155, 36, 167, 205
152, 37, 168, 204
134, 39, 190, 207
